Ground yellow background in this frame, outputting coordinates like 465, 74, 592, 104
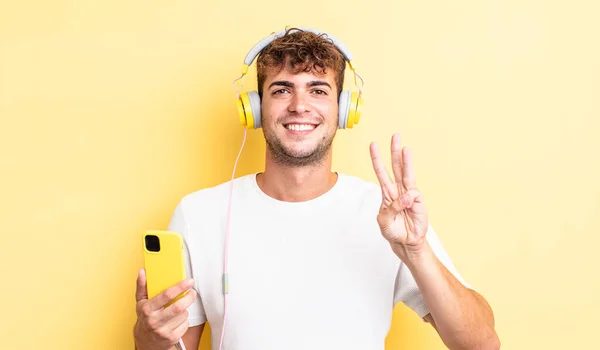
1, 0, 599, 349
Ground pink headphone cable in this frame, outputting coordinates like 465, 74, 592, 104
177, 128, 247, 350
219, 128, 247, 349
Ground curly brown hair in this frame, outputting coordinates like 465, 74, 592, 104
256, 28, 346, 98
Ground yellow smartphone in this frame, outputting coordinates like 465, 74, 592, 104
142, 230, 188, 306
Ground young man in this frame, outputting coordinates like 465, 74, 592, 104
133, 28, 500, 350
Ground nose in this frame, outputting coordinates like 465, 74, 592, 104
287, 92, 311, 114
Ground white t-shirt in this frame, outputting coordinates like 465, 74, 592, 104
167, 172, 471, 350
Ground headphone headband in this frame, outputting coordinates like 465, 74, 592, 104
241, 27, 355, 75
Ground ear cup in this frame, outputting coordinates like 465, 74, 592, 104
237, 93, 251, 127
346, 92, 362, 129
337, 90, 351, 129
248, 91, 262, 129
237, 91, 262, 129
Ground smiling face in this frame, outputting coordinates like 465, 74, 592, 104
260, 61, 339, 167
255, 29, 346, 167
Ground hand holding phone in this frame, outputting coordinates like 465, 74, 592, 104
133, 231, 197, 350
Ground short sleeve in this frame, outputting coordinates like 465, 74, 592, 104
168, 200, 207, 326
393, 223, 472, 318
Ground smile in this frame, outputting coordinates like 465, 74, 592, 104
284, 124, 317, 131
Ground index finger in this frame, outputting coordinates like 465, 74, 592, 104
148, 278, 195, 311
370, 142, 393, 188
135, 268, 148, 302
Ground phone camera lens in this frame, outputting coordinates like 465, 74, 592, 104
145, 235, 160, 252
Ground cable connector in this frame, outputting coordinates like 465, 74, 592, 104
223, 273, 229, 294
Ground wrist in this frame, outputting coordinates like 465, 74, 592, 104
133, 324, 148, 350
391, 240, 435, 267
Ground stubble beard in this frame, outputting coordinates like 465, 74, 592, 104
263, 126, 336, 167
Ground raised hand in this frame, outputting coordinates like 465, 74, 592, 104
369, 134, 429, 259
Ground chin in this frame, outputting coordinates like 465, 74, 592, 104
267, 140, 332, 167
284, 147, 320, 159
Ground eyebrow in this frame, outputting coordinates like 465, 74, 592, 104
269, 81, 294, 89
307, 80, 332, 89
268, 80, 332, 89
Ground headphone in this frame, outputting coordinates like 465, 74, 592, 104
234, 27, 364, 130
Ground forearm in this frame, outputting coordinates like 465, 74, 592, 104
393, 242, 499, 350
133, 332, 179, 350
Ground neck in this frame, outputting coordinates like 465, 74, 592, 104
256, 151, 338, 202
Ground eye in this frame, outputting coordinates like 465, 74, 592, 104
312, 89, 328, 95
273, 89, 290, 95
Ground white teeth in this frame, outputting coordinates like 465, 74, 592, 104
286, 124, 315, 131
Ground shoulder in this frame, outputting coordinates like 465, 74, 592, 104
176, 173, 255, 216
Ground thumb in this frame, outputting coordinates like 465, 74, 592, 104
135, 268, 148, 302
401, 188, 422, 207
391, 188, 421, 212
